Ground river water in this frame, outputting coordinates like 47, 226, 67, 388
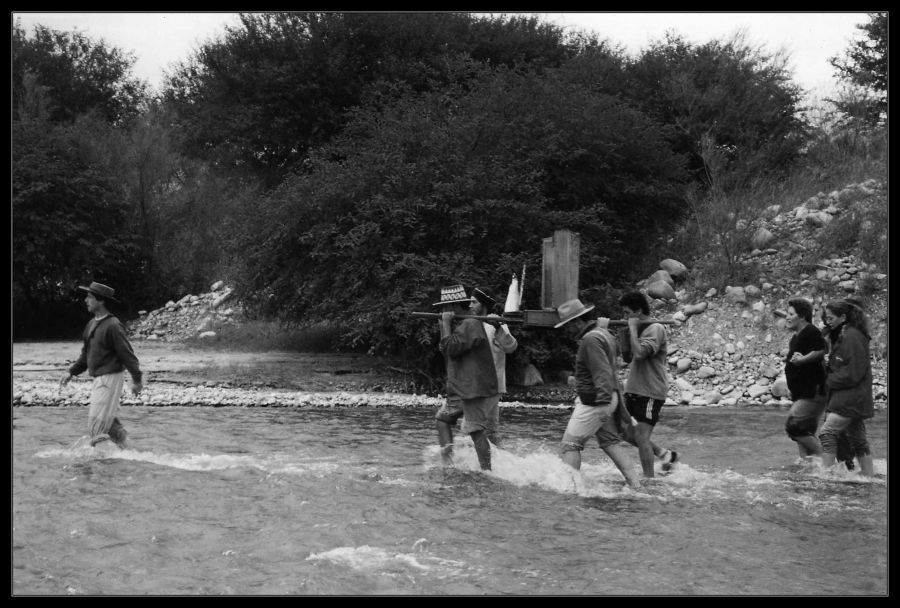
12, 404, 887, 596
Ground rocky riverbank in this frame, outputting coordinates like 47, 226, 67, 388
14, 178, 887, 410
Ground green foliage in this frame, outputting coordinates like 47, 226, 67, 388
231, 62, 688, 372
12, 20, 148, 125
12, 117, 144, 337
163, 12, 576, 185
625, 32, 806, 183
829, 12, 887, 125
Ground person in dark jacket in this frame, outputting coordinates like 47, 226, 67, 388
818, 298, 875, 476
60, 282, 143, 447
434, 285, 498, 470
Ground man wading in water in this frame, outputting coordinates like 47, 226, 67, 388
60, 282, 143, 447
434, 284, 499, 470
555, 298, 642, 489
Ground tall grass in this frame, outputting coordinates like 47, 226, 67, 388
666, 121, 887, 296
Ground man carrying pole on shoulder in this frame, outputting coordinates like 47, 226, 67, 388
613, 291, 679, 479
433, 284, 499, 471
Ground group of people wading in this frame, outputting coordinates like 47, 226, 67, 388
431, 284, 877, 487
60, 281, 877, 485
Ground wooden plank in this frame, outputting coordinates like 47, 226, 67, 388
542, 230, 580, 308
541, 236, 553, 308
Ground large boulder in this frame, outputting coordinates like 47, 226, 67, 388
646, 280, 675, 300
683, 301, 708, 316
647, 269, 674, 287
659, 259, 688, 279
751, 227, 775, 249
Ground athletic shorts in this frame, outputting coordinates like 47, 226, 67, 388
624, 393, 665, 426
561, 398, 624, 451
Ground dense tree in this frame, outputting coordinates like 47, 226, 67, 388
12, 20, 147, 125
829, 12, 887, 125
66, 103, 236, 304
232, 63, 687, 371
13, 115, 143, 338
162, 12, 576, 185
625, 32, 806, 188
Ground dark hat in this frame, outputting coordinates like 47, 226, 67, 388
472, 287, 497, 310
77, 282, 120, 303
433, 284, 475, 307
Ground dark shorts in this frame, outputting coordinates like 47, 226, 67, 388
624, 393, 665, 426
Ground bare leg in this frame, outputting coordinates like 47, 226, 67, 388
795, 435, 823, 456
858, 454, 874, 477
632, 422, 656, 478
602, 443, 642, 489
562, 449, 581, 471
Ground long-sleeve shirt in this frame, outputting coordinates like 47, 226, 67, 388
623, 322, 669, 400
439, 318, 498, 399
573, 322, 622, 406
825, 325, 873, 418
69, 315, 142, 383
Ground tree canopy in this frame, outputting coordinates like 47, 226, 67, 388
232, 62, 688, 367
12, 20, 147, 125
14, 12, 826, 365
829, 12, 887, 125
162, 12, 577, 185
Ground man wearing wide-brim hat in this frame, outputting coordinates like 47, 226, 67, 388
60, 282, 143, 448
433, 284, 498, 470
555, 298, 641, 489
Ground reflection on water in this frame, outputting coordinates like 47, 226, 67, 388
13, 405, 887, 596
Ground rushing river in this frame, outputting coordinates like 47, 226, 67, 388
12, 404, 887, 596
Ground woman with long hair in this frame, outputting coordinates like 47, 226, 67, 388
818, 298, 875, 476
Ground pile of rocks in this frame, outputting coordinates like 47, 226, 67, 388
621, 178, 887, 409
130, 281, 242, 342
14, 379, 446, 409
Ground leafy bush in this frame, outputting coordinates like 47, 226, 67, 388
231, 62, 689, 375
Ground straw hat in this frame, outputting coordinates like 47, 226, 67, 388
554, 298, 595, 328
433, 284, 475, 307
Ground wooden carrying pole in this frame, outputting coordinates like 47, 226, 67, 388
409, 311, 674, 328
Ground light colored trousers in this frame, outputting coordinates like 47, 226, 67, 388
88, 372, 125, 440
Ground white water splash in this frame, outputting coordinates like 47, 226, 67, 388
35, 439, 340, 476
306, 544, 469, 576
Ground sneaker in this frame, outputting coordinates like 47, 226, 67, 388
661, 450, 679, 472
